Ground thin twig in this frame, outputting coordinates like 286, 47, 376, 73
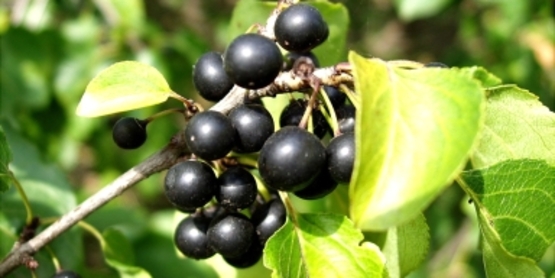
0, 135, 189, 276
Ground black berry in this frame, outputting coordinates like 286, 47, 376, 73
174, 213, 216, 259
323, 86, 346, 108
251, 199, 286, 245
216, 167, 257, 210
274, 4, 329, 52
112, 117, 148, 149
208, 212, 254, 258
280, 99, 330, 138
228, 104, 274, 153
223, 234, 263, 268
336, 104, 356, 134
258, 126, 326, 191
223, 33, 282, 89
51, 270, 81, 278
294, 166, 338, 200
193, 52, 234, 102
185, 111, 236, 161
327, 133, 355, 183
164, 160, 217, 211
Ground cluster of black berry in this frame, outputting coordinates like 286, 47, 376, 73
110, 3, 356, 268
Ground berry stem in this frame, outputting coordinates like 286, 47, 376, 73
169, 92, 204, 116
44, 245, 61, 272
144, 108, 186, 123
251, 173, 272, 202
9, 172, 34, 225
77, 221, 106, 247
298, 88, 320, 130
340, 84, 360, 111
277, 191, 297, 220
233, 154, 259, 168
318, 87, 340, 136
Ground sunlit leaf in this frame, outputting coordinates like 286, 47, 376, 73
75, 61, 173, 117
0, 125, 13, 193
102, 228, 152, 278
382, 214, 429, 277
349, 52, 485, 230
264, 213, 386, 278
460, 159, 555, 262
470, 85, 555, 169
455, 66, 502, 88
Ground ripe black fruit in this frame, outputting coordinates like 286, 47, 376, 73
174, 213, 216, 259
51, 270, 82, 278
185, 111, 236, 161
280, 99, 330, 138
208, 212, 254, 258
193, 52, 234, 102
251, 199, 286, 245
164, 160, 217, 211
323, 86, 346, 108
216, 167, 257, 210
336, 105, 356, 134
223, 234, 263, 268
112, 117, 148, 149
327, 132, 355, 183
258, 126, 326, 191
228, 104, 274, 153
294, 166, 338, 200
223, 33, 282, 89
274, 4, 329, 52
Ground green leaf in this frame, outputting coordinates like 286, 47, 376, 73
382, 214, 430, 277
394, 0, 454, 22
348, 52, 485, 230
1, 123, 83, 276
102, 228, 152, 278
459, 159, 555, 262
478, 208, 545, 278
75, 61, 172, 117
0, 125, 13, 193
455, 66, 503, 88
264, 213, 386, 278
470, 85, 555, 169
310, 2, 350, 66
227, 0, 275, 43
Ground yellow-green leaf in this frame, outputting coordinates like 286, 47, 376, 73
76, 61, 172, 117
471, 85, 555, 168
264, 213, 386, 278
349, 52, 485, 230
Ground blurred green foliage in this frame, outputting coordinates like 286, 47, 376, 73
0, 0, 553, 277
